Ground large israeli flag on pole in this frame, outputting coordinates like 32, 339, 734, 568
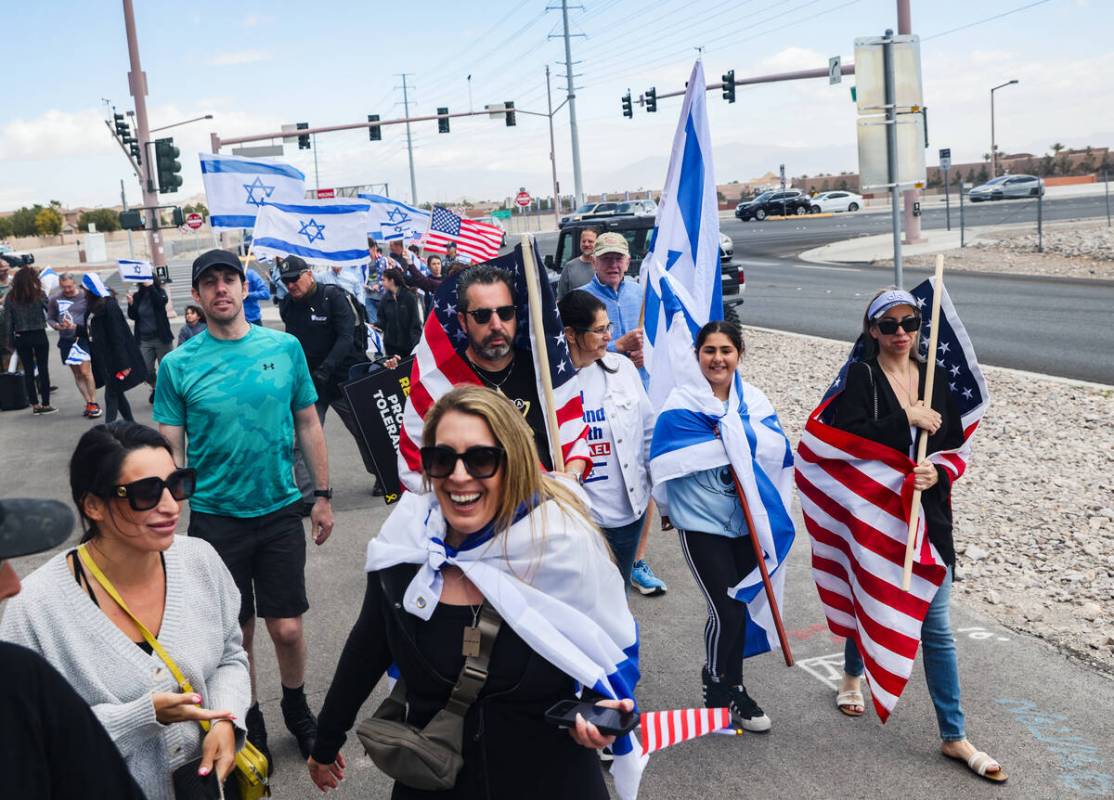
641, 59, 723, 408
252, 199, 371, 268
358, 194, 432, 242
199, 153, 307, 229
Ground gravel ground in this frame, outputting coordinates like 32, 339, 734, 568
739, 326, 1114, 673
874, 219, 1114, 280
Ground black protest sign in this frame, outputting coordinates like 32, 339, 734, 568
343, 358, 415, 504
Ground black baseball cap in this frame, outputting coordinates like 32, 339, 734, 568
278, 255, 311, 281
0, 499, 74, 560
192, 249, 246, 287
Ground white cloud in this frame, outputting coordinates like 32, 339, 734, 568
0, 109, 117, 161
206, 50, 271, 66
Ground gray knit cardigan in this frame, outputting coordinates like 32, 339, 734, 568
0, 535, 250, 800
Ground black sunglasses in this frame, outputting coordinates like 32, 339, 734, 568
875, 315, 921, 335
420, 445, 505, 479
465, 305, 516, 324
113, 468, 196, 511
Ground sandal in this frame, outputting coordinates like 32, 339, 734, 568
836, 689, 865, 717
945, 747, 1008, 783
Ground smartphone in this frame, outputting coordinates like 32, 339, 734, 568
545, 699, 639, 737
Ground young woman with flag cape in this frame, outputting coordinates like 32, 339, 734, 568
649, 319, 796, 733
795, 285, 1005, 783
309, 385, 644, 799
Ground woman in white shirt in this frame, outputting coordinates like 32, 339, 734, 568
558, 290, 654, 586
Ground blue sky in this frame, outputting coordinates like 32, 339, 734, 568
3, 0, 1111, 210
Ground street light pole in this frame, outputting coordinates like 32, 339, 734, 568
545, 66, 562, 229
990, 79, 1019, 178
150, 114, 213, 134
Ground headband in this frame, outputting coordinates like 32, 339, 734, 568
82, 272, 111, 298
867, 290, 917, 321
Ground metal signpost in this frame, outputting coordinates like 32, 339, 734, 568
959, 182, 969, 247
939, 147, 952, 231
882, 31, 902, 287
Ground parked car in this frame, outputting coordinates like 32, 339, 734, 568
735, 190, 812, 221
968, 174, 1044, 202
809, 191, 863, 213
559, 202, 608, 226
545, 216, 743, 324
0, 244, 34, 266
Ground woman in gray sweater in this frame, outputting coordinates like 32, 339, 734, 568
0, 421, 252, 799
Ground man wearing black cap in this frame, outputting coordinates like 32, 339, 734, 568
153, 249, 332, 762
0, 498, 146, 798
278, 256, 378, 501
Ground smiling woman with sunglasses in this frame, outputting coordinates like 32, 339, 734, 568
0, 421, 253, 798
309, 385, 641, 798
825, 288, 1006, 782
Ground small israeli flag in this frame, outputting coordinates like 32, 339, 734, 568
39, 266, 60, 296
118, 259, 153, 283
65, 342, 92, 366
199, 153, 307, 229
366, 323, 384, 356
358, 194, 431, 242
252, 199, 371, 268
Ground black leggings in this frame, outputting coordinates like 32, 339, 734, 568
104, 380, 134, 422
13, 329, 50, 405
679, 530, 758, 685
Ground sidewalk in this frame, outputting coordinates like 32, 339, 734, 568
800, 229, 965, 264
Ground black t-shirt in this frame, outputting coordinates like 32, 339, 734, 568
470, 350, 553, 471
0, 641, 147, 799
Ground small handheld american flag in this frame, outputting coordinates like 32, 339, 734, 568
640, 707, 732, 755
422, 206, 504, 264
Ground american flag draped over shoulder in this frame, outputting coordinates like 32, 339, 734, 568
794, 278, 988, 721
422, 206, 504, 263
397, 241, 590, 491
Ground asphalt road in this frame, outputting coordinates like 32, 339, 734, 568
4, 364, 1113, 799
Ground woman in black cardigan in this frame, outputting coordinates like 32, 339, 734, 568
828, 287, 1005, 783
83, 274, 147, 423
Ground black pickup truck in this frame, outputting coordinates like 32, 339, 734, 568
543, 215, 744, 324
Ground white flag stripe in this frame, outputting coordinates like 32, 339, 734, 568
799, 430, 910, 500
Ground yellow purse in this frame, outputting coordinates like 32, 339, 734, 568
78, 545, 271, 799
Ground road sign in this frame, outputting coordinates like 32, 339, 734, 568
515, 191, 532, 208
185, 212, 204, 230
939, 147, 952, 170
853, 34, 923, 113
491, 209, 512, 220
232, 144, 284, 158
829, 56, 842, 85
316, 188, 336, 199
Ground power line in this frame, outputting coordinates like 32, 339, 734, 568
922, 0, 1055, 41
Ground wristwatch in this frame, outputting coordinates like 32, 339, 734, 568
313, 488, 333, 500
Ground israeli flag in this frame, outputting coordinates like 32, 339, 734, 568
649, 286, 795, 658
252, 199, 371, 268
118, 258, 153, 283
39, 266, 60, 296
366, 323, 384, 357
65, 342, 92, 366
641, 60, 723, 407
199, 153, 307, 229
358, 194, 431, 242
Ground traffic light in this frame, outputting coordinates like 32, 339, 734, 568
621, 92, 633, 119
130, 141, 142, 164
171, 207, 185, 227
113, 112, 129, 138
154, 138, 182, 194
722, 70, 735, 103
437, 107, 450, 134
505, 101, 516, 127
368, 114, 381, 141
645, 87, 657, 113
296, 121, 310, 150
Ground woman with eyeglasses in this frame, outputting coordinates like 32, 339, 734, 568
0, 421, 252, 798
558, 290, 653, 588
826, 288, 1004, 781
309, 385, 640, 798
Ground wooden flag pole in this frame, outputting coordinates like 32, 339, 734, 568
520, 234, 566, 472
901, 254, 946, 591
722, 454, 794, 667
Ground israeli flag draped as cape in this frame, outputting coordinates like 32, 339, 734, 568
649, 289, 795, 658
358, 193, 432, 242
365, 487, 646, 798
252, 199, 371, 268
641, 59, 724, 409
199, 153, 307, 229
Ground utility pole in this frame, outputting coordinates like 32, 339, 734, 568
896, 0, 924, 244
883, 29, 903, 288
121, 0, 165, 268
545, 66, 561, 227
120, 179, 135, 259
552, 0, 585, 206
312, 134, 320, 193
397, 73, 418, 205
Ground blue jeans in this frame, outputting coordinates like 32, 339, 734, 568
364, 294, 381, 325
601, 513, 645, 590
844, 567, 965, 741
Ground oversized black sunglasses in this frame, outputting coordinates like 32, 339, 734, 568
465, 305, 516, 324
420, 445, 505, 479
113, 468, 196, 511
875, 315, 921, 335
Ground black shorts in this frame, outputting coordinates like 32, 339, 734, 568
188, 500, 308, 625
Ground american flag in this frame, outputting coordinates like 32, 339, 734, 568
422, 206, 504, 263
640, 707, 731, 756
795, 278, 988, 721
397, 241, 591, 490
